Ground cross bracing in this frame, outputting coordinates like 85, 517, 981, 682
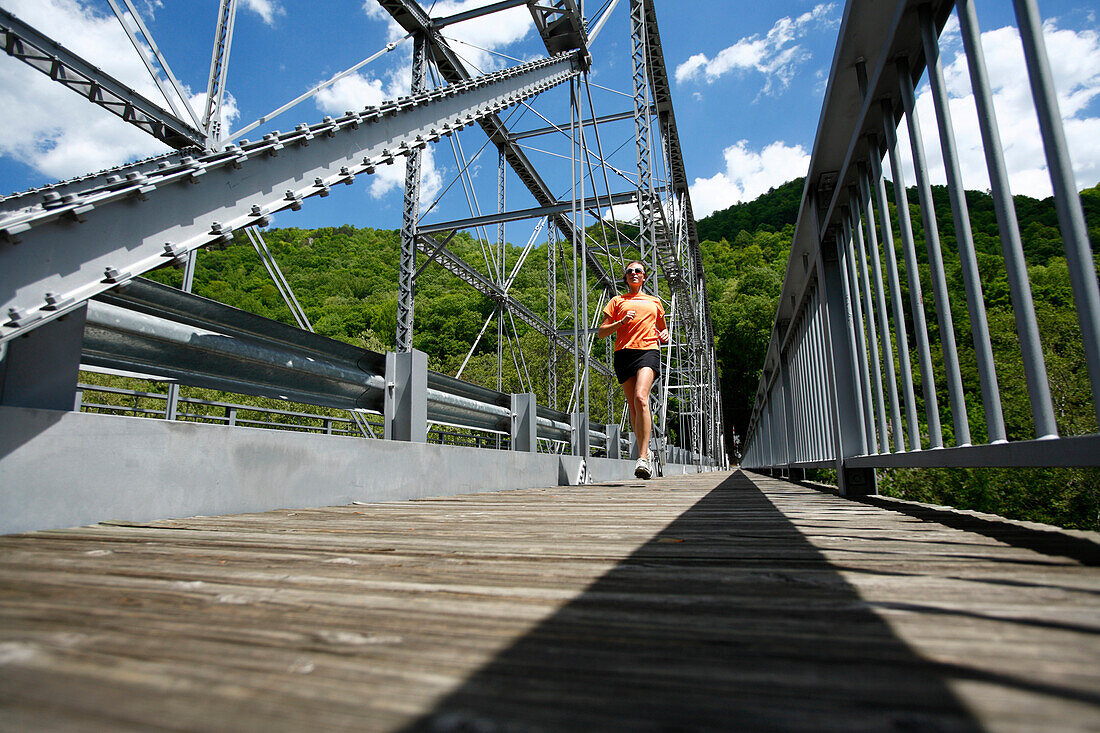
0, 0, 725, 472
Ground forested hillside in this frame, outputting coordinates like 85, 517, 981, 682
697, 179, 1100, 530
696, 177, 804, 243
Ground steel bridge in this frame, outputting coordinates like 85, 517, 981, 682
1, 1, 1099, 730
0, 0, 724, 535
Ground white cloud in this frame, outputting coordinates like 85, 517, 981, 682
240, 0, 284, 26
0, 0, 207, 181
689, 140, 809, 217
314, 73, 392, 113
674, 3, 837, 95
432, 0, 533, 72
892, 19, 1100, 199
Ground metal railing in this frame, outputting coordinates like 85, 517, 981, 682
75, 382, 524, 450
741, 0, 1100, 495
81, 278, 631, 459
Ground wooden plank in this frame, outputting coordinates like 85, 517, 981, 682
1, 470, 1098, 731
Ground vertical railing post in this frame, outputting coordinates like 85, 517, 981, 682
841, 213, 876, 452
896, 57, 971, 446
868, 133, 919, 450
920, 5, 1006, 444
510, 392, 536, 452
1012, 0, 1100, 428
780, 353, 798, 472
849, 186, 890, 452
858, 163, 903, 452
606, 422, 622, 460
570, 411, 589, 460
833, 229, 868, 456
879, 99, 942, 449
384, 349, 427, 442
818, 218, 876, 495
957, 0, 1057, 439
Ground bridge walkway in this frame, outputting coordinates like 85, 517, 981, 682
1, 471, 1098, 730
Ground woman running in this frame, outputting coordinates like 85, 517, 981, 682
598, 260, 669, 479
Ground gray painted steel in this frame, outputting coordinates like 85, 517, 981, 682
396, 33, 427, 354
0, 54, 578, 344
418, 191, 638, 234
742, 0, 1098, 483
919, 5, 1005, 444
1013, 0, 1100, 427
0, 0, 727, 507
957, 0, 1056, 440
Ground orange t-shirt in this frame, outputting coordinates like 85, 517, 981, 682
604, 293, 665, 351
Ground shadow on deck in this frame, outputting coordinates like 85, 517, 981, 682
1, 470, 1098, 730
402, 471, 983, 731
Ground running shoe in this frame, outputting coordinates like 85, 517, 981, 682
634, 456, 651, 480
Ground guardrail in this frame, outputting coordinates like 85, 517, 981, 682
740, 0, 1100, 495
75, 382, 525, 450
82, 278, 630, 459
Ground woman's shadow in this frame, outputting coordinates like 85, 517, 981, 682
402, 471, 981, 731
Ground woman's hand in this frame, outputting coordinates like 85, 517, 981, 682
656, 328, 669, 343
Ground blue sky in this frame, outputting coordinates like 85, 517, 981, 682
1, 0, 1098, 234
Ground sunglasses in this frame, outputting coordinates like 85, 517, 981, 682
625, 267, 646, 275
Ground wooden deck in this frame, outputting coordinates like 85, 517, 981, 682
1, 470, 1098, 731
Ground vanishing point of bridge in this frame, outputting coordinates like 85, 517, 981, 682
1, 0, 1099, 730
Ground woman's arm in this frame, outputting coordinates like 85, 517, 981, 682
598, 311, 633, 339
655, 313, 669, 343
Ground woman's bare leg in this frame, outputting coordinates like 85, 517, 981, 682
622, 375, 639, 444
631, 367, 656, 460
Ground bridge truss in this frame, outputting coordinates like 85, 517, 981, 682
0, 0, 724, 483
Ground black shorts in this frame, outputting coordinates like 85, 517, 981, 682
613, 348, 661, 385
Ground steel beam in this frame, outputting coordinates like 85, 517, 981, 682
509, 110, 639, 140
431, 0, 530, 28
0, 53, 578, 344
418, 190, 637, 234
201, 0, 238, 148
528, 0, 589, 57
83, 278, 586, 440
397, 33, 428, 353
847, 434, 1100, 469
0, 8, 204, 150
85, 281, 388, 412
